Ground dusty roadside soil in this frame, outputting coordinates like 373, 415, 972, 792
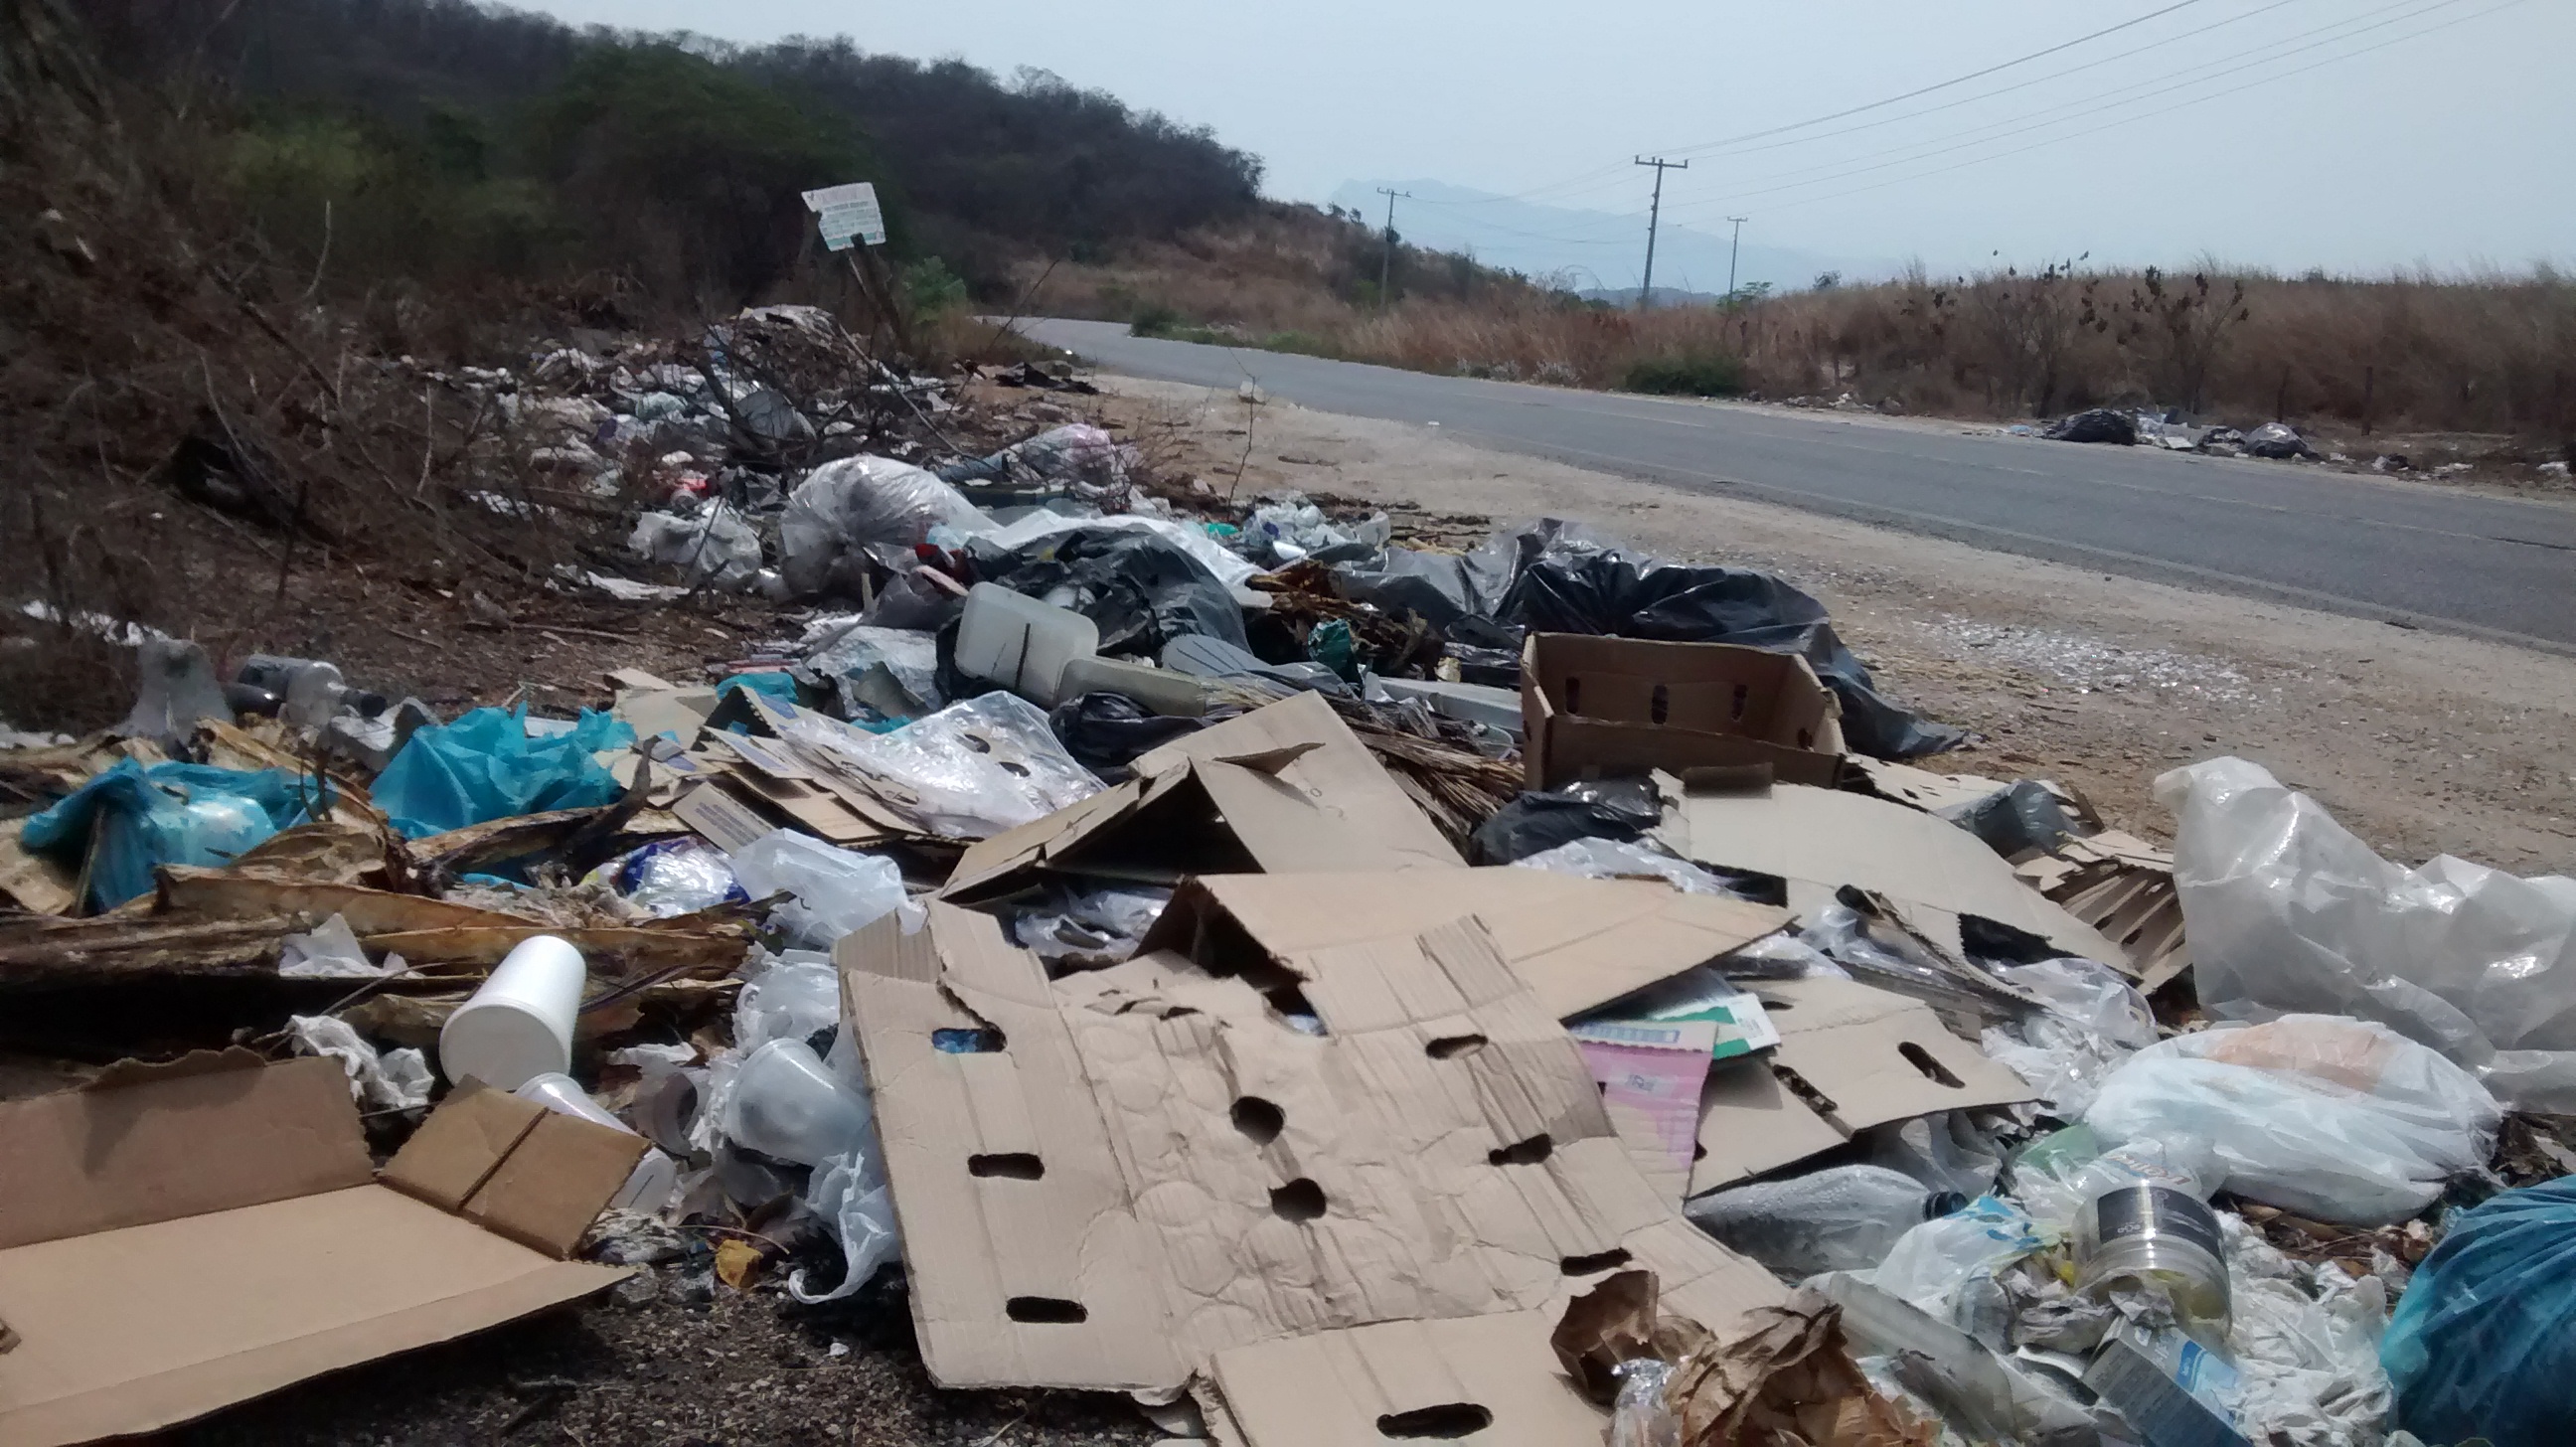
1108, 376, 2576, 874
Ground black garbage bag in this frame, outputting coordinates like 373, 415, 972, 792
2240, 421, 2315, 459
1936, 779, 2082, 859
967, 527, 1246, 657
1468, 777, 1664, 865
2041, 408, 2139, 445
1495, 535, 1961, 758
1336, 542, 1516, 628
1048, 692, 1212, 779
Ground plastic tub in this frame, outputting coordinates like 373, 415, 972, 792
513, 1072, 681, 1213
954, 582, 1097, 707
2076, 1184, 2231, 1343
438, 935, 585, 1090
724, 1037, 872, 1167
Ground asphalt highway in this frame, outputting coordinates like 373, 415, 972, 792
1021, 318, 2576, 654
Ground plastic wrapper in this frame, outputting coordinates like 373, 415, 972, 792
1866, 1196, 2048, 1320
978, 508, 1260, 591
2381, 1174, 2576, 1447
627, 504, 763, 589
1608, 1359, 1679, 1447
1976, 957, 2158, 1117
286, 1014, 432, 1111
2217, 1214, 2392, 1447
595, 838, 746, 917
790, 1148, 902, 1304
2082, 1015, 2502, 1225
735, 948, 843, 1053
1048, 692, 1211, 778
781, 694, 1103, 839
1011, 885, 1173, 969
779, 454, 992, 597
22, 757, 317, 910
1686, 1166, 1946, 1281
2159, 755, 2576, 1111
370, 704, 633, 839
1512, 836, 1769, 901
1718, 930, 1852, 980
728, 830, 921, 947
278, 912, 406, 980
799, 622, 942, 717
1862, 1112, 2004, 1200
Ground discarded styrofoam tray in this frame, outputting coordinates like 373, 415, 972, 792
835, 884, 1791, 1441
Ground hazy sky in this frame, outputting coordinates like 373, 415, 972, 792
525, 0, 2570, 281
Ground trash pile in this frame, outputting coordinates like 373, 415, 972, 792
3, 373, 2569, 1445
2027, 406, 2328, 462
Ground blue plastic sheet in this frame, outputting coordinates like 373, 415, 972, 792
2383, 1176, 2576, 1446
371, 705, 635, 838
717, 672, 798, 702
23, 758, 318, 910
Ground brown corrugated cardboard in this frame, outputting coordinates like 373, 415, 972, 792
0, 1058, 634, 1445
1208, 1311, 1607, 1447
1522, 635, 1847, 791
837, 895, 1786, 1408
1687, 976, 2034, 1196
1659, 780, 2128, 965
1141, 869, 1790, 1020
942, 692, 1463, 901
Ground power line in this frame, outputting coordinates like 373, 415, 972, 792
1653, 0, 2484, 221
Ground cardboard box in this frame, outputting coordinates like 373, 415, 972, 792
942, 692, 1464, 901
1687, 975, 2033, 1196
836, 890, 1786, 1429
1658, 780, 2128, 966
0, 1056, 639, 1446
1521, 634, 1846, 791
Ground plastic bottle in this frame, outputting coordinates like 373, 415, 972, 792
1686, 1165, 1968, 1280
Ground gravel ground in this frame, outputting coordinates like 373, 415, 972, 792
182, 1268, 1164, 1447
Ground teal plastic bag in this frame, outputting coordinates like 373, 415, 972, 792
716, 672, 797, 702
2383, 1175, 2576, 1446
371, 705, 635, 838
23, 758, 318, 910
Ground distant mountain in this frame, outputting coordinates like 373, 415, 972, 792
1326, 178, 1893, 295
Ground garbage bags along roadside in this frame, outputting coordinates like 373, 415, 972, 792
2161, 755, 2576, 1111
2082, 1015, 2501, 1225
1486, 522, 1962, 758
2380, 1175, 2576, 1447
967, 525, 1247, 657
2040, 408, 2140, 445
371, 705, 636, 839
22, 758, 321, 910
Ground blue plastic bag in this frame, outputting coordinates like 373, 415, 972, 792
23, 758, 318, 909
370, 704, 635, 838
2382, 1175, 2576, 1446
716, 672, 797, 702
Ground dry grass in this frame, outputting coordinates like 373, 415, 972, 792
1049, 215, 2576, 452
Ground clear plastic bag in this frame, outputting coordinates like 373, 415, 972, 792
800, 622, 943, 716
287, 1014, 432, 1111
734, 948, 843, 1053
1867, 1196, 2048, 1320
790, 1147, 902, 1304
2219, 1213, 2393, 1447
1685, 1165, 1942, 1280
779, 454, 992, 597
1608, 1359, 1679, 1447
1512, 836, 1770, 901
1976, 957, 2158, 1117
782, 694, 1103, 839
1863, 1111, 2005, 1200
728, 830, 920, 947
628, 505, 763, 589
2160, 755, 2576, 1110
602, 838, 746, 917
2082, 1015, 2502, 1225
1012, 885, 1173, 968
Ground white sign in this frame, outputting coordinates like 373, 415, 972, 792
801, 182, 885, 249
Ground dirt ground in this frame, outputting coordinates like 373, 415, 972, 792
1107, 376, 2576, 874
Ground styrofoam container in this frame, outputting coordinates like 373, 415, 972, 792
438, 934, 585, 1090
954, 582, 1097, 707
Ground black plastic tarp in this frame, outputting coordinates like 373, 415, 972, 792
967, 527, 1246, 658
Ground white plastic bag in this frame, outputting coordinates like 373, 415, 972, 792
2083, 1015, 2501, 1224
287, 1014, 432, 1111
781, 693, 1102, 839
790, 1148, 902, 1304
734, 947, 843, 1053
779, 455, 991, 596
1686, 1165, 1941, 1280
628, 505, 763, 589
1977, 957, 2157, 1116
278, 912, 405, 980
728, 830, 921, 947
2161, 755, 2576, 1110
1867, 1196, 2048, 1320
2217, 1213, 2394, 1447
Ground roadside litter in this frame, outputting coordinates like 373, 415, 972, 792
1, 342, 2561, 1446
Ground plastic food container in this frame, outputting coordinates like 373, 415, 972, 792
2076, 1184, 2231, 1343
438, 934, 585, 1090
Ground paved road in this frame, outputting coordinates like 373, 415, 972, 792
1021, 318, 2576, 655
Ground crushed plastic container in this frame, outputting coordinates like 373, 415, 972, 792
723, 1037, 872, 1168
955, 582, 1099, 706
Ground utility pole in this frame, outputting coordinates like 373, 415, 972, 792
1634, 156, 1687, 309
1725, 216, 1749, 301
1374, 187, 1409, 307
